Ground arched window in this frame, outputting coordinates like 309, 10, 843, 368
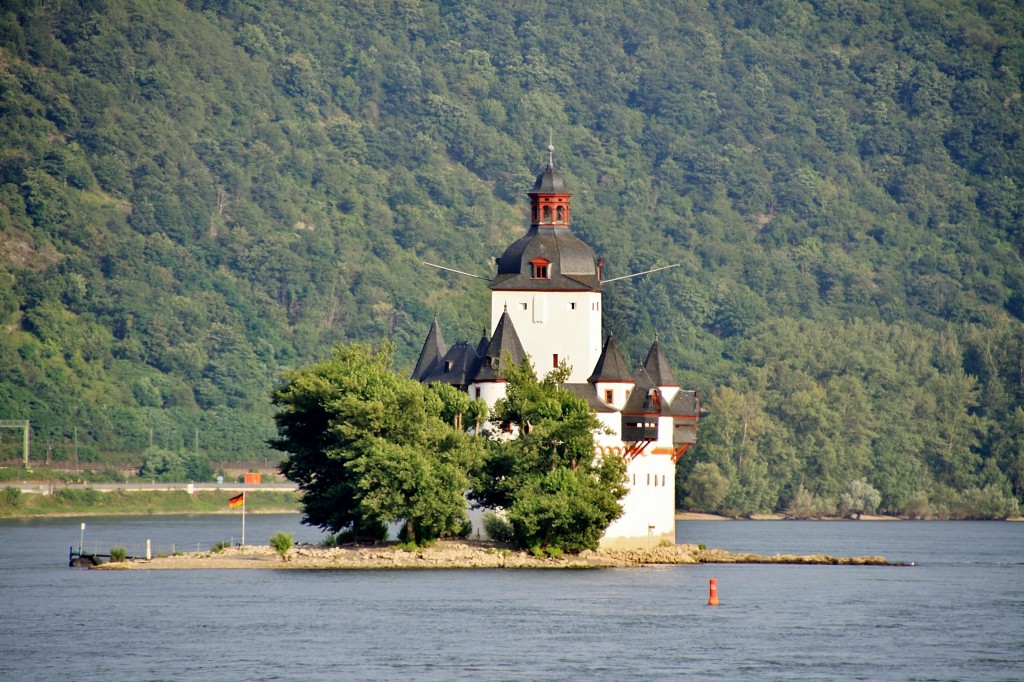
542, 206, 552, 222
556, 206, 564, 222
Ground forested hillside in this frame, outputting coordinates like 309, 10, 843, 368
1, 1, 1022, 516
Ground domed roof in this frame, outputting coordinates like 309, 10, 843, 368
490, 155, 601, 292
490, 226, 601, 291
530, 163, 569, 194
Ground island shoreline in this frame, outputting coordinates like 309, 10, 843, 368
90, 540, 903, 570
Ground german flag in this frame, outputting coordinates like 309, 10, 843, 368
228, 493, 244, 508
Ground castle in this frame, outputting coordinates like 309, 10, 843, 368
411, 148, 700, 548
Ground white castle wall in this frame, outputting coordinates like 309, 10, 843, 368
491, 291, 602, 384
602, 450, 677, 547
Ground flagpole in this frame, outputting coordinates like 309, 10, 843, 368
241, 491, 246, 546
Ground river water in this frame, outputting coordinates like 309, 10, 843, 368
1, 515, 1021, 681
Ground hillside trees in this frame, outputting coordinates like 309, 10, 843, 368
0, 0, 1021, 515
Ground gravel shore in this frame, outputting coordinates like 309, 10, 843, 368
93, 541, 894, 570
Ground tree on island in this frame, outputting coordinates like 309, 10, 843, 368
271, 342, 485, 545
272, 343, 627, 551
471, 359, 628, 553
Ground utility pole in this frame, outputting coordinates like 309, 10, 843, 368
74, 426, 79, 473
0, 421, 30, 468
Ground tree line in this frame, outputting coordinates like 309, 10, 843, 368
0, 1, 1021, 515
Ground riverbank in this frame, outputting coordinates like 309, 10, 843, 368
93, 540, 896, 570
0, 489, 300, 518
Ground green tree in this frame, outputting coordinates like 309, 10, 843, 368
273, 342, 483, 545
472, 359, 627, 552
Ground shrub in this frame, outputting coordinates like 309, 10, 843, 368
482, 510, 514, 543
905, 491, 932, 519
838, 478, 882, 519
1, 486, 22, 508
210, 541, 230, 553
786, 486, 836, 519
322, 530, 354, 547
545, 546, 563, 558
109, 547, 127, 562
269, 531, 293, 560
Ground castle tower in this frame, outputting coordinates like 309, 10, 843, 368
488, 146, 602, 384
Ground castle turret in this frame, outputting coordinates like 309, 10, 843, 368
489, 147, 602, 383
641, 337, 680, 404
410, 317, 447, 381
588, 334, 634, 410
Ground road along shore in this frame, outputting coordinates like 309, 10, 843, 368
92, 541, 897, 570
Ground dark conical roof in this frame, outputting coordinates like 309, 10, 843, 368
473, 309, 527, 382
588, 335, 633, 383
410, 318, 447, 381
642, 338, 678, 387
530, 163, 570, 194
621, 366, 671, 416
420, 340, 481, 388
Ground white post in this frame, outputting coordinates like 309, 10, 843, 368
79, 522, 85, 554
241, 492, 246, 546
146, 539, 151, 561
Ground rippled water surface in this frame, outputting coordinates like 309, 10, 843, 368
2, 515, 1021, 681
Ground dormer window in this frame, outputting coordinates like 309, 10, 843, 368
530, 258, 551, 279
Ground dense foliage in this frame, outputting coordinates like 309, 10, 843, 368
472, 360, 628, 551
1, 1, 1023, 515
272, 342, 484, 543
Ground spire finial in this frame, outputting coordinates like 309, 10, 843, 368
547, 130, 554, 166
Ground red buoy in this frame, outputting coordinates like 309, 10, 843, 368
708, 578, 719, 606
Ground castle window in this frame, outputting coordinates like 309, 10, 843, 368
556, 206, 564, 222
647, 473, 651, 485
532, 206, 539, 222
662, 475, 666, 486
530, 258, 551, 279
519, 302, 528, 310
475, 387, 481, 399
604, 389, 614, 403
543, 206, 552, 222
552, 353, 559, 368
569, 302, 576, 310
